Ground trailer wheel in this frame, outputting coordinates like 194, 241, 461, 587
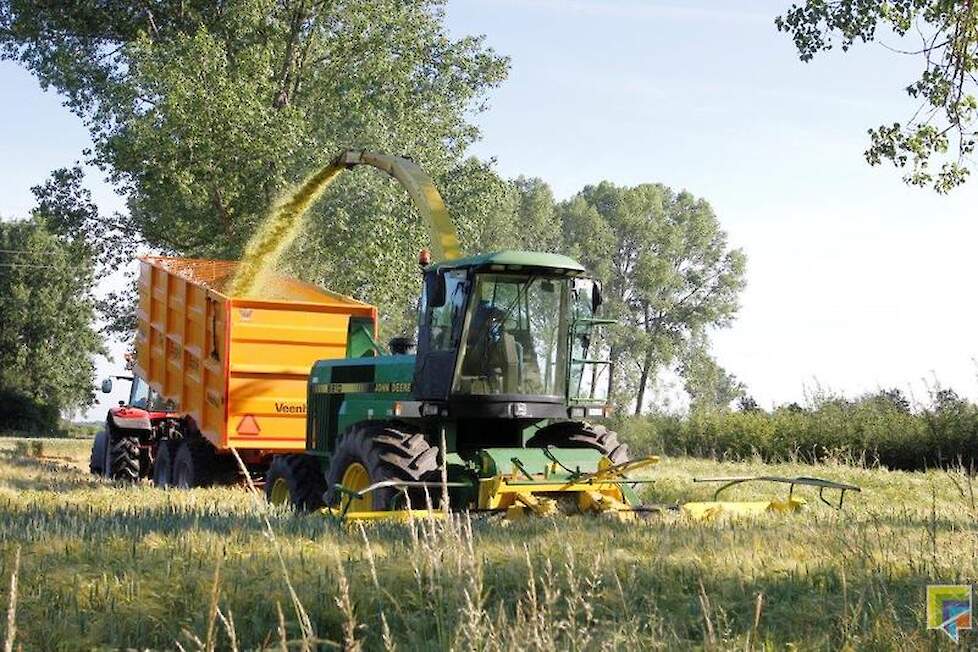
526, 421, 630, 464
108, 433, 141, 482
153, 439, 177, 487
89, 429, 108, 475
172, 438, 214, 488
266, 455, 327, 511
325, 425, 439, 512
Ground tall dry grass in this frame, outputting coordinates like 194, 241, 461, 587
0, 436, 970, 649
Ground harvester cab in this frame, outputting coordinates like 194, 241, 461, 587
414, 252, 609, 419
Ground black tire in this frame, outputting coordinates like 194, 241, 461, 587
89, 429, 108, 475
525, 421, 630, 464
325, 424, 440, 511
108, 432, 141, 482
266, 455, 328, 511
153, 439, 177, 487
172, 438, 215, 488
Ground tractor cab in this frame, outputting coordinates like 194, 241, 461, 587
413, 251, 611, 419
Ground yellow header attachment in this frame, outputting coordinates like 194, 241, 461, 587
332, 150, 462, 261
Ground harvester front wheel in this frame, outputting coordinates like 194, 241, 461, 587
172, 438, 215, 488
266, 455, 327, 512
153, 439, 177, 487
526, 421, 630, 464
108, 432, 140, 482
325, 425, 439, 512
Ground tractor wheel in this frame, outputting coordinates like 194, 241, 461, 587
325, 425, 439, 512
89, 429, 108, 475
266, 455, 328, 512
526, 421, 630, 464
108, 432, 141, 482
172, 438, 215, 488
153, 439, 177, 487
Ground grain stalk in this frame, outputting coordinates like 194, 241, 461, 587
334, 556, 360, 651
356, 522, 380, 591
216, 607, 239, 652
3, 547, 19, 652
380, 612, 396, 652
276, 602, 288, 652
229, 447, 315, 649
698, 579, 716, 648
746, 592, 764, 651
205, 556, 224, 652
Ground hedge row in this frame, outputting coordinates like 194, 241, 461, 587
613, 390, 978, 471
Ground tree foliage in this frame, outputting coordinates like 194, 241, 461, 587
0, 217, 103, 432
30, 166, 139, 336
559, 182, 747, 414
0, 0, 510, 338
510, 176, 562, 253
680, 330, 746, 414
777, 1, 978, 192
1, 1, 748, 415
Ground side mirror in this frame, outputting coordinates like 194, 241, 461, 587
100, 378, 113, 394
425, 270, 446, 308
591, 282, 603, 313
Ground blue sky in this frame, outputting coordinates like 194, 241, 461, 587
445, 0, 978, 408
2, 0, 977, 417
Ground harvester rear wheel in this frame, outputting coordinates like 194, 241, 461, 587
172, 438, 215, 488
266, 455, 327, 512
525, 421, 630, 464
153, 439, 177, 487
108, 433, 140, 482
325, 424, 439, 512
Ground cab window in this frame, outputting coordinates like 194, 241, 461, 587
429, 271, 468, 351
129, 377, 151, 408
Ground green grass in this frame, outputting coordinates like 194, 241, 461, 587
0, 437, 971, 650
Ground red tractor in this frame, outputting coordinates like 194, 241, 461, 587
89, 375, 177, 482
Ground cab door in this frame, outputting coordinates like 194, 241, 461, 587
414, 269, 468, 400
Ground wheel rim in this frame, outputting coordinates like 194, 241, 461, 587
269, 477, 291, 506
340, 462, 372, 512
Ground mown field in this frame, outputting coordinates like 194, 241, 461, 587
0, 438, 972, 650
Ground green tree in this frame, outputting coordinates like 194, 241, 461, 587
1, 0, 510, 338
680, 330, 746, 413
510, 177, 562, 252
560, 182, 746, 414
777, 2, 978, 192
0, 217, 103, 433
30, 166, 138, 336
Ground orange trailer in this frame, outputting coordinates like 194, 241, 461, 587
90, 256, 378, 485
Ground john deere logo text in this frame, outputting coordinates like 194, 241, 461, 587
275, 402, 306, 414
927, 584, 972, 642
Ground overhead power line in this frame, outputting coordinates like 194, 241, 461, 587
0, 262, 61, 269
